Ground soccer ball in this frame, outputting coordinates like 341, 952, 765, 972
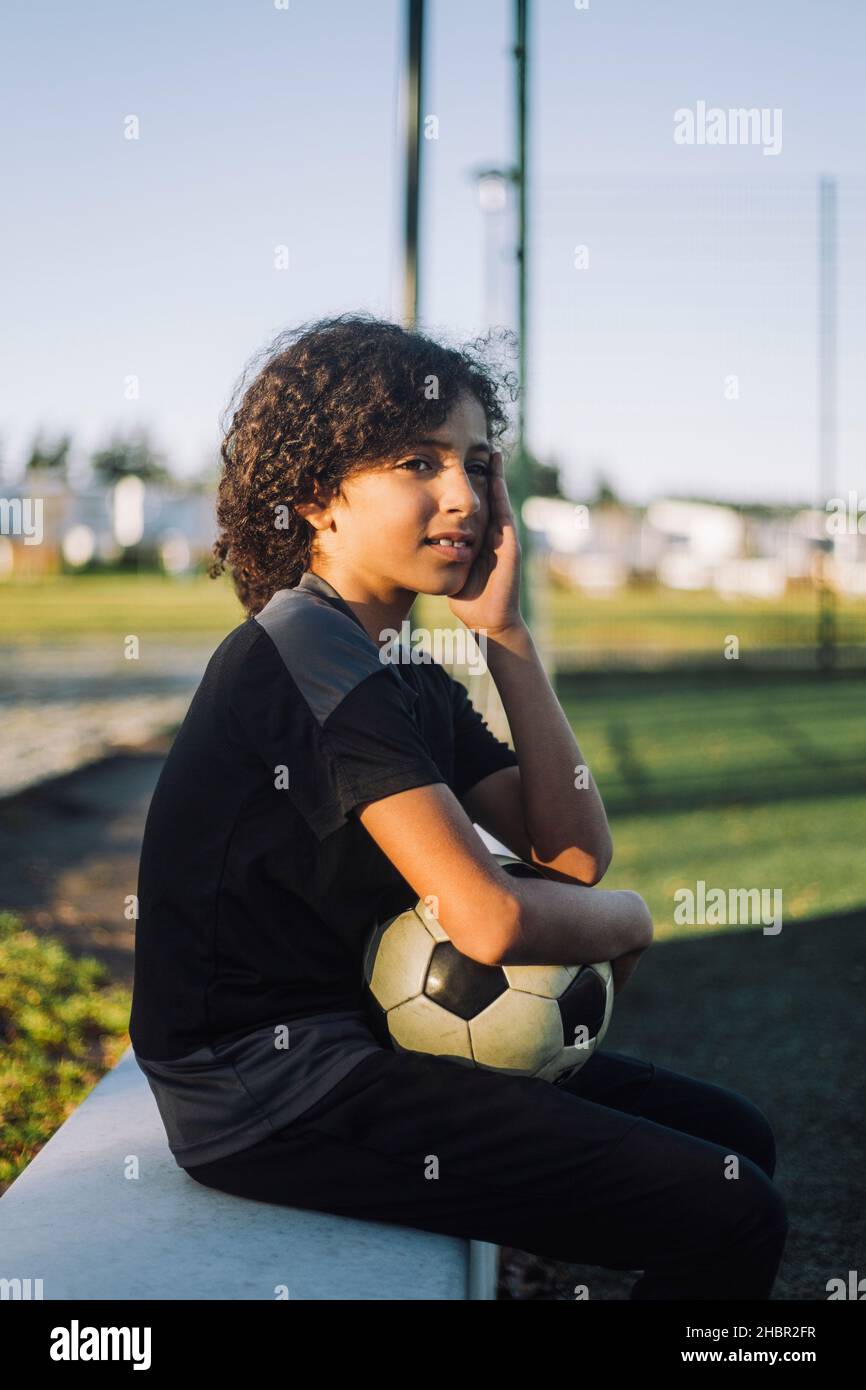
361, 853, 614, 1083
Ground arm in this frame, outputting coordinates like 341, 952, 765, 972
355, 782, 652, 968
460, 769, 650, 989
473, 622, 612, 885
464, 625, 614, 884
447, 450, 612, 887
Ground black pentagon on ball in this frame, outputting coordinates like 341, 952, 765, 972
558, 965, 607, 1042
360, 978, 394, 1050
424, 941, 508, 1019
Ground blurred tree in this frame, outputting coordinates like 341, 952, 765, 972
526, 449, 565, 498
26, 432, 72, 478
590, 472, 621, 507
185, 448, 222, 493
90, 431, 170, 485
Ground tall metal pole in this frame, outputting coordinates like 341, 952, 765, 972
403, 0, 425, 329
402, 1, 425, 641
512, 0, 533, 625
817, 175, 837, 672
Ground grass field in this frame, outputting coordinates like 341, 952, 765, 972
3, 570, 866, 654
0, 572, 245, 640
545, 582, 866, 653
0, 911, 129, 1192
2, 572, 864, 927
554, 670, 866, 930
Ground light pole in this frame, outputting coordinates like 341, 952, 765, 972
817, 175, 837, 673
475, 168, 509, 326
511, 0, 533, 627
402, 0, 425, 329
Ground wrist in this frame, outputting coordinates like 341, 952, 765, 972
478, 619, 532, 654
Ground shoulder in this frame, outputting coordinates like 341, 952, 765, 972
240, 586, 398, 728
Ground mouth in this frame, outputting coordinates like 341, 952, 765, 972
423, 537, 474, 563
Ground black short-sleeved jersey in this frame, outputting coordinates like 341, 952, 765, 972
129, 569, 520, 1168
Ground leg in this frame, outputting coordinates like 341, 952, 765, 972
557, 1049, 786, 1298
561, 1048, 779, 1177
184, 1046, 788, 1300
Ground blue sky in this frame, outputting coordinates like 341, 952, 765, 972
2, 0, 864, 504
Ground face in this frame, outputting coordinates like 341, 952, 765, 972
302, 392, 492, 601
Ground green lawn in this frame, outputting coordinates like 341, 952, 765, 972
2, 573, 864, 936
0, 571, 244, 640
545, 583, 866, 652
556, 670, 866, 935
414, 586, 866, 930
0, 913, 130, 1194
3, 571, 866, 653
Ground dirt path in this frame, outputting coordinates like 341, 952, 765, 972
0, 739, 170, 984
1, 749, 862, 1301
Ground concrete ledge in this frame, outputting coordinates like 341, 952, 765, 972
0, 1047, 498, 1301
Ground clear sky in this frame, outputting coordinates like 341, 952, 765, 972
2, 0, 864, 505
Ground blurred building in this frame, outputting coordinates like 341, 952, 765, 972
522, 493, 865, 598
0, 479, 218, 578
2, 476, 863, 597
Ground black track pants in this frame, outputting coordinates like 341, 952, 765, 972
184, 1046, 788, 1300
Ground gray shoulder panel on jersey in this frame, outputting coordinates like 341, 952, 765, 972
253, 583, 415, 727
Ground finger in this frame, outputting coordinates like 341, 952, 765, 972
489, 452, 516, 529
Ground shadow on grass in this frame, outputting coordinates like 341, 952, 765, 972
556, 667, 866, 818
499, 904, 866, 1300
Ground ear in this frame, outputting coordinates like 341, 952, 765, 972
294, 494, 334, 533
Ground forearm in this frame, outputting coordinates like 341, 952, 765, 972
483, 620, 613, 882
495, 877, 652, 967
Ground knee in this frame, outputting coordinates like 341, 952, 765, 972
724, 1158, 789, 1251
727, 1095, 778, 1179
751, 1164, 787, 1237
676, 1163, 788, 1300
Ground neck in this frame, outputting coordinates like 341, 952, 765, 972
306, 565, 417, 650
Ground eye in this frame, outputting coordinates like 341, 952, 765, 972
395, 456, 490, 478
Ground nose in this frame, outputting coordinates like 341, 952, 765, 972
437, 462, 484, 518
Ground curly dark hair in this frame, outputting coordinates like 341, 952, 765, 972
209, 311, 519, 616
